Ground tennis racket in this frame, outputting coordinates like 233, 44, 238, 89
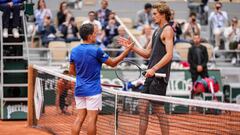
115, 60, 166, 82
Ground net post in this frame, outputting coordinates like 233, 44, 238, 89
28, 64, 37, 126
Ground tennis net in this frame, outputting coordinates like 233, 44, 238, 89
28, 64, 240, 135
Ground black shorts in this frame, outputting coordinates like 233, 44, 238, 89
142, 77, 168, 105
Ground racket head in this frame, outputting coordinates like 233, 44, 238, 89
115, 60, 142, 82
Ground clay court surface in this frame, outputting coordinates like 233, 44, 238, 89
35, 106, 240, 135
0, 121, 51, 135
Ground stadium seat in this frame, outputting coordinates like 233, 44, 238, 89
83, 0, 96, 5
120, 17, 133, 29
48, 41, 67, 65
75, 16, 88, 29
201, 42, 213, 60
174, 42, 192, 61
69, 41, 82, 50
129, 29, 142, 37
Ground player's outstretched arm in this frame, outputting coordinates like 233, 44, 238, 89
105, 42, 134, 67
117, 37, 152, 59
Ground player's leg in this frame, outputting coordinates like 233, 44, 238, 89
139, 78, 152, 135
86, 110, 98, 135
138, 99, 150, 135
72, 96, 87, 135
72, 109, 87, 135
150, 78, 169, 135
153, 103, 169, 135
86, 94, 102, 135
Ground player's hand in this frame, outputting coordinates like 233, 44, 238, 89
145, 68, 155, 78
8, 2, 13, 7
197, 65, 203, 72
117, 37, 134, 48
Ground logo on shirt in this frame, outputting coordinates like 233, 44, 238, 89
103, 53, 108, 57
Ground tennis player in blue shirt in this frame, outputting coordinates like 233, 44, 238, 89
69, 23, 133, 135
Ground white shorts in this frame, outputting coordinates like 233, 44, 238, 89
75, 94, 102, 111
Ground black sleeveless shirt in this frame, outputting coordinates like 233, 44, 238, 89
148, 24, 172, 82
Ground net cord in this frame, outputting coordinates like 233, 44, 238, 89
32, 64, 240, 112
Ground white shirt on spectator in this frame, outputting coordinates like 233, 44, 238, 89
34, 8, 52, 26
82, 20, 102, 30
209, 11, 228, 30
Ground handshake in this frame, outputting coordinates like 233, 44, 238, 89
117, 37, 135, 49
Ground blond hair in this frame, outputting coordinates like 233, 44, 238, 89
153, 1, 171, 22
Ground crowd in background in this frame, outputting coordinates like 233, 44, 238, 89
0, 0, 240, 64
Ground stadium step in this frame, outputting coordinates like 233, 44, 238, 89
3, 56, 25, 59
3, 70, 28, 73
2, 98, 28, 101
3, 42, 25, 46
2, 84, 28, 87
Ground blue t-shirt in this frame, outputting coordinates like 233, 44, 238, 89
70, 44, 109, 97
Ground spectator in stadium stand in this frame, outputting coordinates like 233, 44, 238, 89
103, 17, 119, 47
183, 12, 201, 41
0, 0, 23, 38
61, 14, 80, 43
118, 2, 174, 135
57, 1, 69, 31
135, 3, 153, 31
70, 23, 133, 135
34, 0, 52, 28
223, 17, 240, 64
169, 9, 183, 44
108, 11, 120, 26
138, 24, 153, 49
37, 15, 58, 47
208, 1, 228, 51
188, 33, 209, 97
82, 11, 102, 31
108, 26, 127, 57
96, 0, 111, 29
56, 70, 74, 114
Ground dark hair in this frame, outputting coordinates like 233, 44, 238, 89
63, 70, 69, 75
144, 3, 152, 9
45, 16, 51, 20
80, 23, 94, 41
194, 33, 200, 37
189, 12, 196, 17
59, 1, 67, 12
215, 1, 222, 7
37, 0, 46, 9
70, 17, 75, 22
88, 11, 96, 15
232, 17, 238, 22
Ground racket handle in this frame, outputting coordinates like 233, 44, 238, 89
155, 73, 166, 78
142, 71, 166, 78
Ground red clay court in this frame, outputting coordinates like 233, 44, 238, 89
0, 121, 50, 135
